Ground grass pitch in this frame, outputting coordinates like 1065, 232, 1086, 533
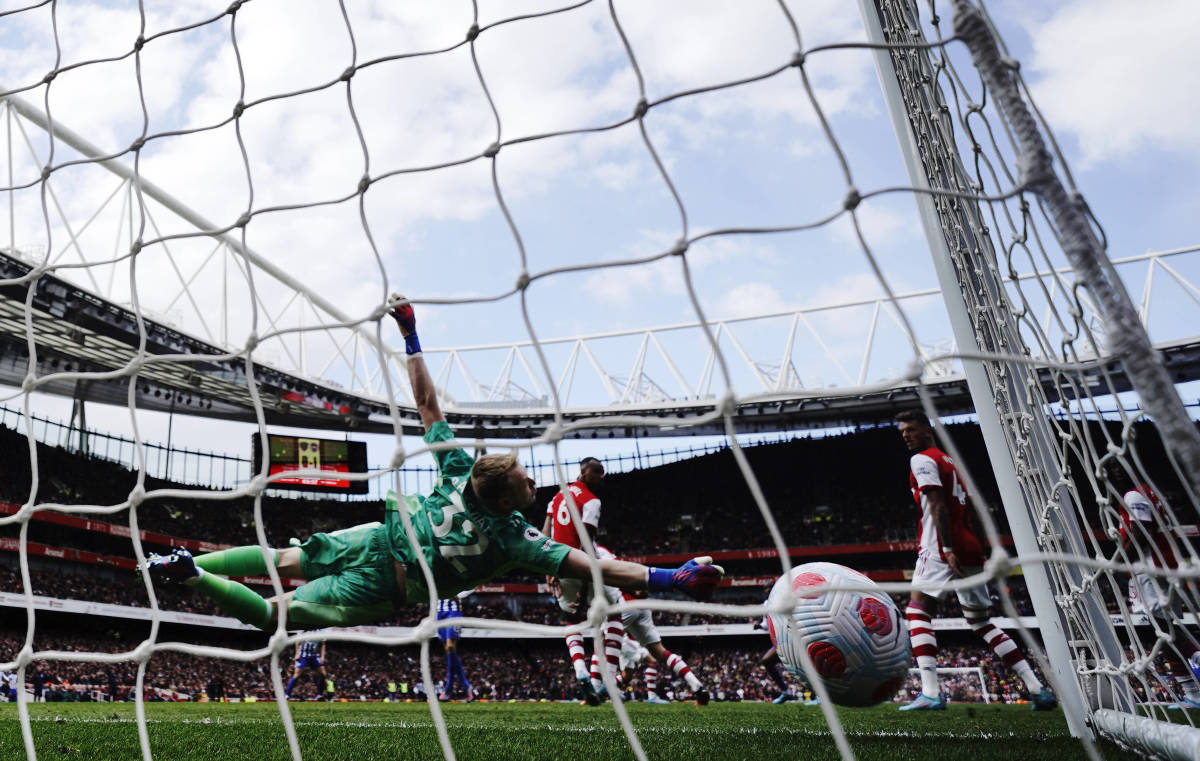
0, 701, 1140, 761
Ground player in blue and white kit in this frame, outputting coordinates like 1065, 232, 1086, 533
437, 591, 474, 701
286, 637, 328, 700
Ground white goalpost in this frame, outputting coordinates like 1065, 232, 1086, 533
908, 667, 991, 704
2, 1, 1199, 761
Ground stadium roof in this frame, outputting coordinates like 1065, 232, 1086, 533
4, 250, 1200, 439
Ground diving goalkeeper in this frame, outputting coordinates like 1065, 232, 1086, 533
144, 295, 724, 630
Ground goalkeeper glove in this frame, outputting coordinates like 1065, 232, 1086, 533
388, 293, 421, 355
647, 556, 724, 601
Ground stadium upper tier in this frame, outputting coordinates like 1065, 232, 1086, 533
3, 249, 1199, 438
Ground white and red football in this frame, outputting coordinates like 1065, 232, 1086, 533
766, 562, 910, 707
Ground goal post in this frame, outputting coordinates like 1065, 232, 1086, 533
908, 667, 991, 703
3, 2, 1200, 761
861, 0, 1200, 754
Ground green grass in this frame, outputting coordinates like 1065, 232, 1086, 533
0, 701, 1142, 761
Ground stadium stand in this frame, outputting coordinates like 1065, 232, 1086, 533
5, 417, 1173, 704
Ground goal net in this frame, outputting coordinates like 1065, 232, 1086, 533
2, 1, 1199, 761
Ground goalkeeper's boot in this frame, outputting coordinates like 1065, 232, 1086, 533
803, 696, 821, 706
899, 692, 946, 711
772, 690, 796, 705
694, 689, 710, 706
1031, 686, 1058, 711
144, 548, 199, 585
646, 692, 669, 704
577, 677, 600, 707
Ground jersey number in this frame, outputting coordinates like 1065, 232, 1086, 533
430, 490, 490, 573
556, 498, 575, 526
950, 473, 966, 505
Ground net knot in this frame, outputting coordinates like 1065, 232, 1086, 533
718, 391, 737, 417
669, 238, 688, 256
984, 548, 1012, 577
248, 473, 269, 496
42, 70, 56, 84
268, 629, 291, 654
790, 50, 805, 68
226, 0, 243, 14
633, 98, 648, 119
515, 270, 531, 290
129, 137, 146, 152
244, 331, 258, 351
235, 212, 251, 228
41, 164, 52, 181
131, 640, 155, 663
390, 446, 406, 470
340, 66, 356, 82
133, 36, 145, 53
358, 174, 371, 194
127, 485, 146, 508
842, 188, 861, 211
466, 24, 480, 42
483, 142, 500, 158
232, 100, 245, 118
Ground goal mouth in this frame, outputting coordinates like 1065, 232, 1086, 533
2, 1, 1199, 761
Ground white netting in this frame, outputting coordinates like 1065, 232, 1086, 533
2, 1, 1199, 760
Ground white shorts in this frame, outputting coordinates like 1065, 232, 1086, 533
621, 607, 661, 647
912, 552, 991, 610
1128, 574, 1180, 620
557, 577, 622, 614
619, 637, 650, 671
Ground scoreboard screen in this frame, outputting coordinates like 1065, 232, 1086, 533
251, 434, 368, 495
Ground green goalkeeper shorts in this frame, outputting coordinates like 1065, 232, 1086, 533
291, 522, 400, 628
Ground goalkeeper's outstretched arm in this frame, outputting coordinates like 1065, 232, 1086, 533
389, 293, 443, 429
557, 549, 724, 601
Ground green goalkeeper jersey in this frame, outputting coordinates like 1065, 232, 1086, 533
384, 421, 570, 598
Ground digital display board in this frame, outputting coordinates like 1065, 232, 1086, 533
251, 434, 368, 495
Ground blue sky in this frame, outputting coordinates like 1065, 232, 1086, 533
2, 0, 1198, 488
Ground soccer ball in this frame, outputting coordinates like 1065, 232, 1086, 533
765, 562, 910, 707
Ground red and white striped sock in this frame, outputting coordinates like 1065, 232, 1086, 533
589, 653, 604, 691
964, 608, 1042, 693
603, 618, 624, 677
565, 633, 589, 680
645, 664, 658, 694
663, 649, 702, 691
906, 601, 940, 697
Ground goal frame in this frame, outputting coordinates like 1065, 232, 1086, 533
861, 0, 1200, 755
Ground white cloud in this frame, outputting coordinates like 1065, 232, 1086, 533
1024, 0, 1200, 166
717, 282, 793, 319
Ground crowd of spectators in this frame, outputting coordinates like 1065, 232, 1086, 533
0, 558, 1041, 625
2, 622, 1063, 705
6, 418, 1187, 579
1, 417, 1187, 709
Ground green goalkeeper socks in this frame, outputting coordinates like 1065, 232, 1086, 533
194, 545, 277, 577
190, 573, 274, 630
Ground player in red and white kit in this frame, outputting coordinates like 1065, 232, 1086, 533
895, 410, 1057, 711
594, 546, 709, 705
541, 457, 625, 705
1106, 460, 1200, 708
